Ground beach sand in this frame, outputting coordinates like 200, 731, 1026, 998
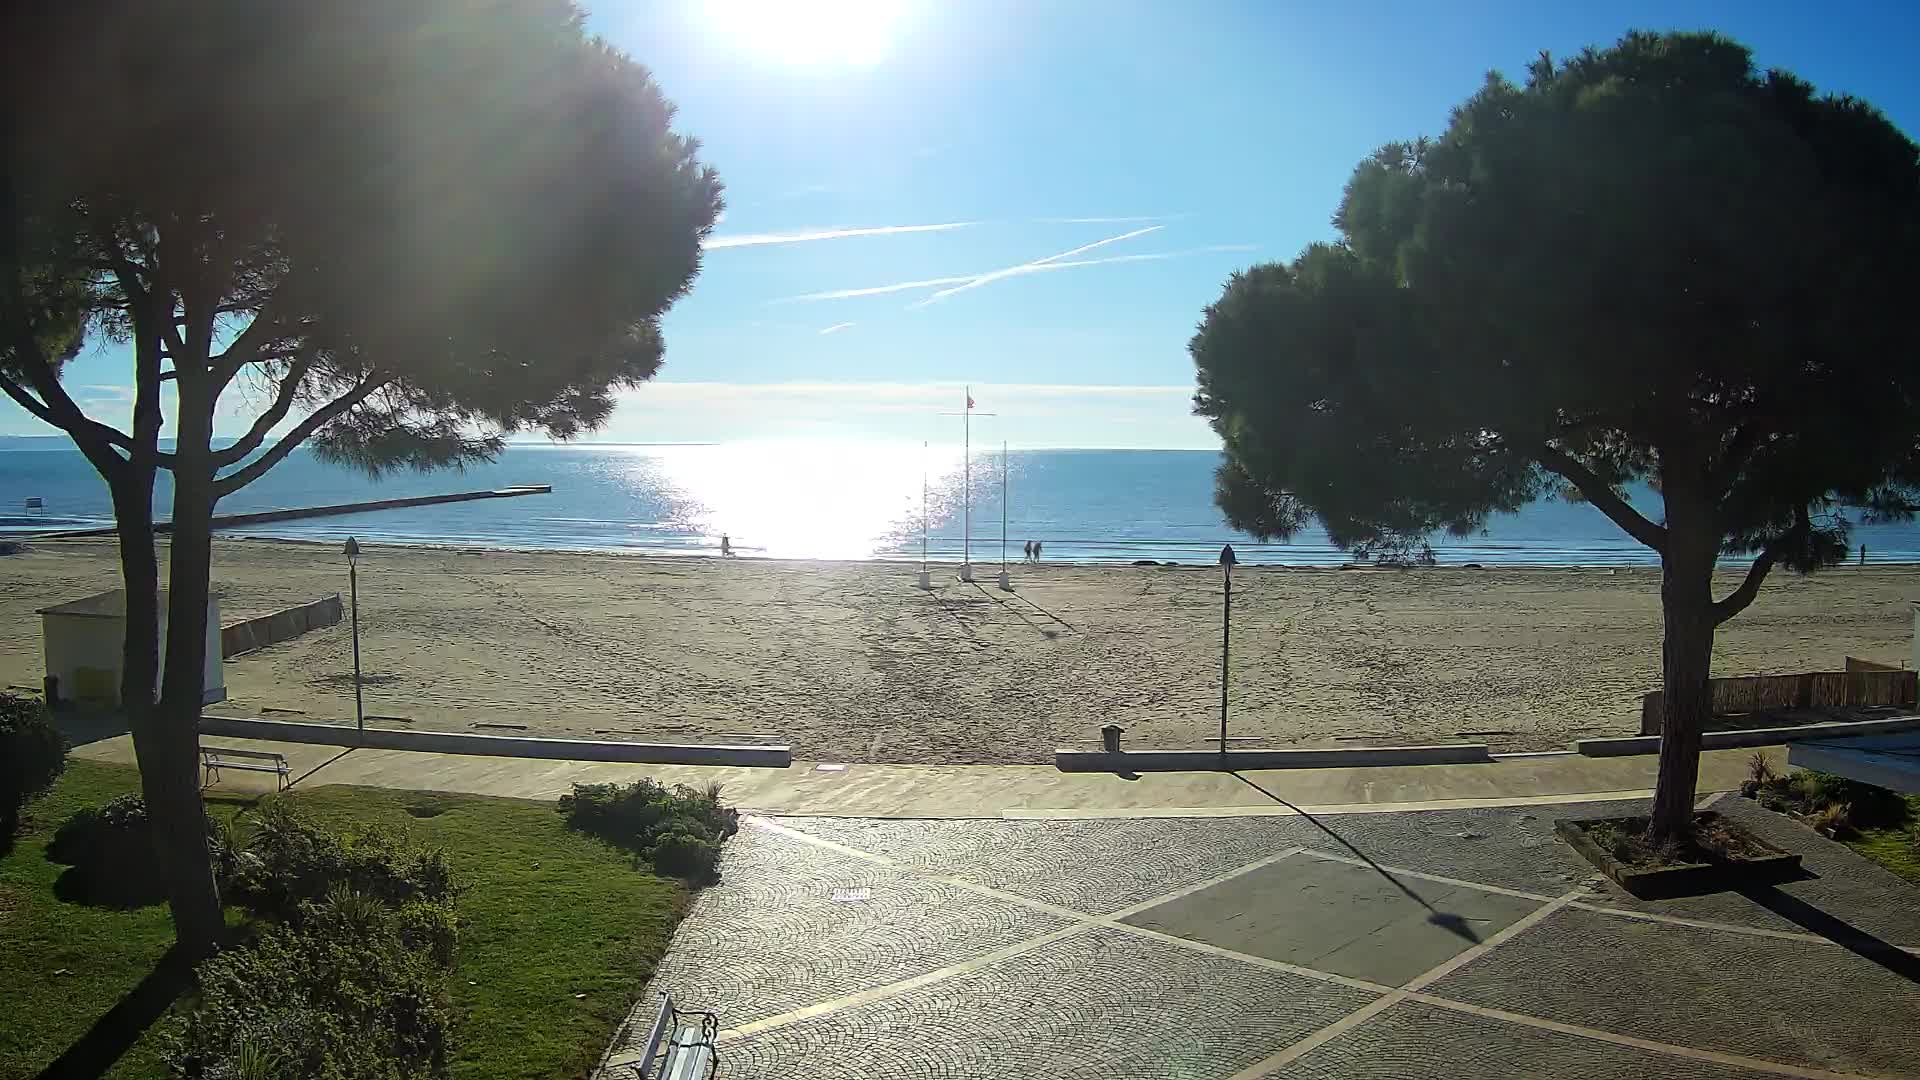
1, 538, 1913, 763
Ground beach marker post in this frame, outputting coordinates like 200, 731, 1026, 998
345, 536, 364, 738
1218, 543, 1236, 768
940, 389, 993, 583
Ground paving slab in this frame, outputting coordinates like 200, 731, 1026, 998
636, 826, 1073, 1028
1121, 855, 1543, 986
1271, 999, 1780, 1079
1429, 904, 1920, 1076
692, 927, 1381, 1080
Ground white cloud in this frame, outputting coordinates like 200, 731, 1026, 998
597, 380, 1214, 449
817, 322, 855, 336
775, 245, 1258, 303
705, 222, 980, 250
1036, 215, 1174, 224
909, 226, 1164, 308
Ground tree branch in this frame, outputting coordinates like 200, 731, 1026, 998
1711, 507, 1808, 625
1535, 443, 1668, 553
213, 373, 390, 497
0, 359, 129, 480
211, 354, 314, 467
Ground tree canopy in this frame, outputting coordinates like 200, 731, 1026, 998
0, 0, 722, 955
1190, 30, 1920, 837
3, 0, 722, 481
1196, 31, 1920, 579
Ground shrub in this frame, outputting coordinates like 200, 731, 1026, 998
168, 892, 453, 1079
1809, 802, 1856, 840
0, 692, 66, 841
646, 828, 724, 884
1746, 752, 1776, 784
557, 779, 737, 881
170, 817, 460, 1079
228, 804, 453, 924
46, 794, 235, 907
1801, 771, 1910, 829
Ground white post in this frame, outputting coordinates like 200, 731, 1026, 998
997, 441, 1011, 590
959, 386, 974, 583
917, 441, 931, 589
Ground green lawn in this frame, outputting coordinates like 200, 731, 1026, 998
0, 761, 689, 1080
1843, 794, 1920, 886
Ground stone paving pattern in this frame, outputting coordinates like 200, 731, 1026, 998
1431, 904, 1920, 1076
1275, 1001, 1781, 1080
716, 928, 1379, 1080
615, 797, 1920, 1079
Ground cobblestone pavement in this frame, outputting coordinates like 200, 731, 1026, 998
604, 796, 1920, 1079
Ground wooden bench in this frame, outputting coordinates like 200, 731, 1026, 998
629, 994, 716, 1079
199, 746, 290, 790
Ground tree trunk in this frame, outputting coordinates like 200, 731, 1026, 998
150, 398, 223, 959
1647, 533, 1718, 842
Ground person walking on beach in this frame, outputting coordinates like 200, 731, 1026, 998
720, 533, 733, 557
1023, 540, 1034, 562
1033, 539, 1043, 561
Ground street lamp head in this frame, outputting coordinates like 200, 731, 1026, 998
344, 536, 360, 560
1219, 544, 1237, 568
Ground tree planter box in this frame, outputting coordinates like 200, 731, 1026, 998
1556, 811, 1802, 899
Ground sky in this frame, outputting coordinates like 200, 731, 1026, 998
9, 0, 1920, 449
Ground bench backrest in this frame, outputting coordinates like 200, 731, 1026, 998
202, 747, 286, 764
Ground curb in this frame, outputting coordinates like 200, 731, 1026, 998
197, 715, 791, 768
1054, 744, 1491, 772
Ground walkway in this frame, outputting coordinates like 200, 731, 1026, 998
607, 795, 1920, 1079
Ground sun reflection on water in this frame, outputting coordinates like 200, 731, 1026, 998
622, 440, 972, 560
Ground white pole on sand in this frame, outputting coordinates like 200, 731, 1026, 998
960, 386, 973, 582
997, 441, 1012, 591
917, 441, 931, 589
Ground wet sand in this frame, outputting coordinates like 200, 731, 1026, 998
2, 538, 1912, 763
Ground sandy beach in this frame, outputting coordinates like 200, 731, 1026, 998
2, 538, 1913, 763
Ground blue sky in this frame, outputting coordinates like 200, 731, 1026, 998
9, 0, 1918, 448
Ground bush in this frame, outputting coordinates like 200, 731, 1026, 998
170, 815, 459, 1079
0, 692, 66, 841
168, 892, 453, 1080
557, 779, 737, 881
228, 804, 453, 924
46, 794, 235, 908
1801, 771, 1910, 829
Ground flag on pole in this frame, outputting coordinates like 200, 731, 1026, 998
966, 389, 975, 410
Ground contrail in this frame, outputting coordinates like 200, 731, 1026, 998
774, 245, 1257, 303
909, 225, 1163, 307
817, 322, 855, 335
705, 221, 979, 250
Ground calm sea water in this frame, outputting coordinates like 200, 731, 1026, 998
4, 440, 1919, 566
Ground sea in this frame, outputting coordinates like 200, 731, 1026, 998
5, 439, 1920, 566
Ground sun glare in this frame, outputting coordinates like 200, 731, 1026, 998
706, 0, 903, 67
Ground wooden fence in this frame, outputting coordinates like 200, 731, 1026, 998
220, 594, 343, 658
1639, 668, 1917, 734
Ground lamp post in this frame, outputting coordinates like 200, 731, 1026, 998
1218, 543, 1236, 768
345, 536, 364, 737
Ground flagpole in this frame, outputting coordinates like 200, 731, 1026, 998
917, 440, 931, 589
997, 440, 1012, 590
962, 385, 972, 582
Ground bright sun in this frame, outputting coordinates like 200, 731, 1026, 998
706, 0, 903, 68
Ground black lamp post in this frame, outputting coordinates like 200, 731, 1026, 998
345, 536, 363, 737
1218, 543, 1237, 768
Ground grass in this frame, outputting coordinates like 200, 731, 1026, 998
1842, 794, 1920, 886
0, 762, 689, 1080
